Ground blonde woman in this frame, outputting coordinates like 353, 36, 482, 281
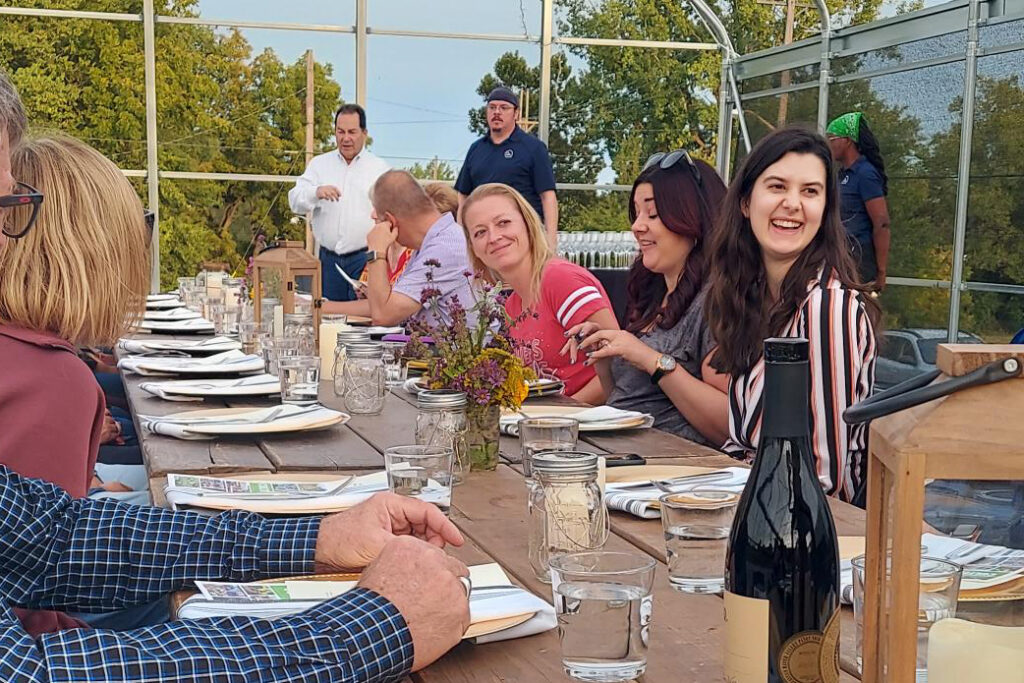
0, 135, 148, 500
462, 183, 617, 403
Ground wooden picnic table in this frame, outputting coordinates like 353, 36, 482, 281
120, 340, 866, 682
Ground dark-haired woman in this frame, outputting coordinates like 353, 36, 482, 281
567, 154, 730, 447
706, 126, 879, 504
827, 112, 891, 289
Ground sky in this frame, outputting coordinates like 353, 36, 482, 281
196, 0, 549, 175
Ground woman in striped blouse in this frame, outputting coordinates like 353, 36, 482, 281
705, 127, 879, 504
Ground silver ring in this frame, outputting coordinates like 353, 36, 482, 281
459, 576, 472, 597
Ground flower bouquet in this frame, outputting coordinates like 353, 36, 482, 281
405, 261, 534, 471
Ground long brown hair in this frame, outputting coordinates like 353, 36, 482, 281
625, 159, 726, 334
707, 126, 879, 376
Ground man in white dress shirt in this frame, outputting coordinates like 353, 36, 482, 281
288, 104, 390, 301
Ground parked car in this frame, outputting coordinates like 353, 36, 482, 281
875, 328, 984, 390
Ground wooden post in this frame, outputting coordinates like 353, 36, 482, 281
304, 50, 315, 255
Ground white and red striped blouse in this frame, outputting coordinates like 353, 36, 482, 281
723, 268, 877, 502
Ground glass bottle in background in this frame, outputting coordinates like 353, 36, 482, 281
724, 337, 840, 683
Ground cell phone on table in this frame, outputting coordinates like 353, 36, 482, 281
603, 453, 646, 467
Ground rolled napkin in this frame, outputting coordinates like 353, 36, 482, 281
603, 466, 750, 519
139, 403, 337, 440
137, 318, 215, 333
117, 336, 241, 355
119, 349, 264, 376
140, 374, 281, 401
143, 307, 203, 321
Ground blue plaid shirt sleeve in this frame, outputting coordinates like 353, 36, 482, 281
0, 467, 415, 682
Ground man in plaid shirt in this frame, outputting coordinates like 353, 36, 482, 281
0, 71, 470, 682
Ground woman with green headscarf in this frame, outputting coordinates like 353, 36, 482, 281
826, 112, 891, 290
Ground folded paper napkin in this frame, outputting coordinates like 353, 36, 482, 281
165, 470, 391, 510
500, 405, 650, 436
139, 403, 337, 440
146, 297, 185, 309
177, 562, 555, 644
138, 318, 215, 332
119, 350, 264, 376
143, 307, 203, 321
603, 467, 751, 519
147, 293, 179, 302
839, 533, 1024, 604
140, 374, 280, 402
117, 336, 241, 355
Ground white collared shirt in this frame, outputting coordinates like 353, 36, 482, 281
288, 148, 390, 255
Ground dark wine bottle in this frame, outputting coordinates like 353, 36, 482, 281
723, 337, 840, 683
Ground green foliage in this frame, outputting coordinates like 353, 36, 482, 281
407, 157, 456, 181
0, 0, 342, 290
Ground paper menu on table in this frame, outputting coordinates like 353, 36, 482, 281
166, 473, 349, 498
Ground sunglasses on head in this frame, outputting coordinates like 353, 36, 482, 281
640, 149, 712, 226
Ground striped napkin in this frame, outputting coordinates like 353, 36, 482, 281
117, 336, 241, 354
138, 318, 215, 333
139, 404, 337, 440
140, 374, 280, 401
604, 467, 750, 519
119, 349, 264, 376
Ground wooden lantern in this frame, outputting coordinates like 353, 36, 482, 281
252, 239, 322, 335
862, 344, 1024, 682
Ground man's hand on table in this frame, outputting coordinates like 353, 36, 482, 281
313, 492, 464, 572
358, 535, 471, 671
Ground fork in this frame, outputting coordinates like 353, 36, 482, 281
652, 471, 734, 493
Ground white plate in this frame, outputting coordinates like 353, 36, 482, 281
146, 299, 186, 310
144, 308, 203, 321
502, 405, 654, 432
172, 406, 349, 435
147, 294, 180, 302
130, 355, 265, 376
142, 375, 281, 398
139, 319, 215, 333
120, 337, 242, 354
365, 326, 404, 336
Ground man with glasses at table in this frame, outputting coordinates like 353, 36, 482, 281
455, 87, 558, 245
0, 69, 470, 683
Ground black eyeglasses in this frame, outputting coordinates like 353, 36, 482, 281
641, 149, 711, 224
0, 181, 44, 239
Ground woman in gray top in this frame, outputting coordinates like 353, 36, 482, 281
564, 153, 730, 447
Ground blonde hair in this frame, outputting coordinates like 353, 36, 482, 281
1, 136, 149, 346
424, 182, 459, 215
461, 183, 553, 307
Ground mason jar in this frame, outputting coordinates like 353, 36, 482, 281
528, 451, 609, 583
284, 312, 316, 355
220, 277, 246, 333
343, 342, 385, 415
333, 329, 372, 397
416, 389, 469, 485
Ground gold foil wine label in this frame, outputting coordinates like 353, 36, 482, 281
723, 591, 770, 683
778, 609, 840, 683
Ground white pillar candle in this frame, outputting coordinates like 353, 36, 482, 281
318, 321, 352, 379
928, 618, 1024, 683
273, 305, 284, 338
205, 271, 224, 297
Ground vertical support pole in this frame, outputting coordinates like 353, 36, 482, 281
143, 0, 160, 293
777, 0, 797, 126
815, 0, 832, 131
538, 0, 554, 144
355, 0, 367, 107
304, 50, 315, 255
715, 55, 733, 177
947, 0, 980, 341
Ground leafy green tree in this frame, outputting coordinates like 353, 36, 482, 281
407, 157, 456, 181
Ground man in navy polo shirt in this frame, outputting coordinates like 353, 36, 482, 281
455, 86, 558, 244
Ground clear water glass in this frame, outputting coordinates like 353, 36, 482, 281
852, 553, 962, 682
384, 445, 454, 515
658, 488, 740, 594
278, 356, 321, 405
207, 303, 229, 334
237, 321, 262, 355
550, 551, 656, 683
263, 336, 300, 376
519, 417, 579, 485
381, 341, 408, 388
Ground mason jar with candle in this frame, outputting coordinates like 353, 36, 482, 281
416, 389, 469, 485
528, 451, 609, 583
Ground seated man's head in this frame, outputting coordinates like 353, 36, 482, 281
370, 170, 440, 249
1, 136, 150, 346
0, 70, 28, 249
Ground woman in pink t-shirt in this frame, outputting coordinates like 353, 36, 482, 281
461, 183, 618, 403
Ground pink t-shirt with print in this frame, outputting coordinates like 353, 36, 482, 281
506, 258, 613, 396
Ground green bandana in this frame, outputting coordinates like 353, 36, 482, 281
826, 112, 863, 143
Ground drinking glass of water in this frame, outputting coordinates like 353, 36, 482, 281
278, 356, 320, 405
658, 488, 740, 594
237, 321, 261, 355
549, 551, 656, 683
519, 417, 579, 485
381, 341, 408, 388
384, 445, 454, 515
852, 553, 962, 679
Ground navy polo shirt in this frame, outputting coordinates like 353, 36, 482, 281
455, 126, 556, 220
838, 156, 885, 246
